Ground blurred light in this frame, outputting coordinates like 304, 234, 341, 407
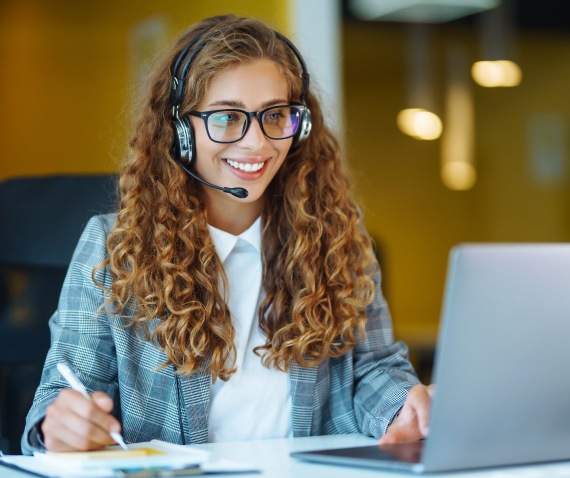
397, 108, 443, 140
471, 60, 522, 87
441, 161, 477, 190
474, 0, 522, 88
348, 0, 499, 23
441, 44, 476, 191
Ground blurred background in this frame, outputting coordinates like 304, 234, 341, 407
1, 0, 569, 453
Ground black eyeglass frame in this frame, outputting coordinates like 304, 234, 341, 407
188, 104, 306, 144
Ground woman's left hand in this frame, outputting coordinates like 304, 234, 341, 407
378, 383, 435, 445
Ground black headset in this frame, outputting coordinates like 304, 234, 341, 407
169, 26, 312, 170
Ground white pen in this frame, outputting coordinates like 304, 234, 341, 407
56, 362, 129, 450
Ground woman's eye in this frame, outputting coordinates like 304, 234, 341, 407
266, 111, 285, 123
220, 113, 237, 123
210, 112, 240, 128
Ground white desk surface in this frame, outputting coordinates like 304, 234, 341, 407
3, 434, 570, 477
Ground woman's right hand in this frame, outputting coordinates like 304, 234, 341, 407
41, 388, 122, 451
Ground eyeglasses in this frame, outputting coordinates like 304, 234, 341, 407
188, 105, 305, 144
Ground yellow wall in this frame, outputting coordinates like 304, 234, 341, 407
0, 0, 289, 179
343, 21, 570, 352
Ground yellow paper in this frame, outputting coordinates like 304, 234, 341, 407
45, 447, 165, 460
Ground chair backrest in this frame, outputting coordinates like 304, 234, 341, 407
0, 174, 118, 454
0, 174, 119, 266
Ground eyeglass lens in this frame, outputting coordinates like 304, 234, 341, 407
207, 106, 301, 142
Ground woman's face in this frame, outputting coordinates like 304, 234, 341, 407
190, 58, 293, 207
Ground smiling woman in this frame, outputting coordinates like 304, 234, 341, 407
21, 14, 429, 455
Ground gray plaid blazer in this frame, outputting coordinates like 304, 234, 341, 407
22, 214, 419, 454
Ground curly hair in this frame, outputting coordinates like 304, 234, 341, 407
95, 15, 378, 380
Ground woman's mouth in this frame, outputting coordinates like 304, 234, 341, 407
225, 158, 266, 173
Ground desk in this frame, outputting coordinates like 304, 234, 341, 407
3, 434, 570, 477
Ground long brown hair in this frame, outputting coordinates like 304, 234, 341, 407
96, 15, 377, 380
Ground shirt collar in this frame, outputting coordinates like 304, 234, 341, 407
208, 216, 262, 262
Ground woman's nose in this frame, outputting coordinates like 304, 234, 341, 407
238, 117, 267, 148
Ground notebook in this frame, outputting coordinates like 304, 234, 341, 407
291, 244, 570, 473
0, 439, 259, 477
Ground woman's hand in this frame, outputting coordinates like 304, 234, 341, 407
378, 384, 435, 445
41, 388, 122, 451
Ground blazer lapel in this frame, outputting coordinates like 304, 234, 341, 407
178, 371, 211, 444
289, 360, 318, 437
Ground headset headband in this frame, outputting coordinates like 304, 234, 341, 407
170, 26, 310, 113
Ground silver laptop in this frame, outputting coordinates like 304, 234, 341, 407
292, 244, 570, 473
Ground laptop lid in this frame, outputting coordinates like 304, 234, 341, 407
292, 244, 570, 473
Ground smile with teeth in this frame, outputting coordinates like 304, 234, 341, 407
226, 159, 265, 172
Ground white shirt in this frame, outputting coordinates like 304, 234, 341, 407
207, 217, 292, 442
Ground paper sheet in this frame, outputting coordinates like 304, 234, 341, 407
0, 440, 258, 477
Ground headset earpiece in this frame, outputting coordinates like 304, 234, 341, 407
169, 28, 211, 167
171, 116, 194, 165
297, 107, 312, 143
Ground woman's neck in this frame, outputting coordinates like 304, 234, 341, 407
203, 191, 263, 235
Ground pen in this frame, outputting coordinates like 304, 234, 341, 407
56, 362, 129, 450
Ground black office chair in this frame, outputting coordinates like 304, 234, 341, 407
0, 174, 118, 454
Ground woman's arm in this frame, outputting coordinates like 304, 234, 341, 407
21, 214, 121, 454
352, 266, 425, 438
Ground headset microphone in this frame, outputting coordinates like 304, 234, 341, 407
177, 160, 248, 199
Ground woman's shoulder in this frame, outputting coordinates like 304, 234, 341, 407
83, 212, 118, 237
70, 213, 118, 263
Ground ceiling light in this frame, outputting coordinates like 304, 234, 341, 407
473, 0, 522, 88
349, 0, 499, 23
471, 60, 522, 87
397, 108, 443, 140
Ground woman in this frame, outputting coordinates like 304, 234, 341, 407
22, 14, 431, 454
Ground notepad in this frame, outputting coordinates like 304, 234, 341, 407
1, 440, 260, 477
0, 440, 259, 478
34, 440, 208, 473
